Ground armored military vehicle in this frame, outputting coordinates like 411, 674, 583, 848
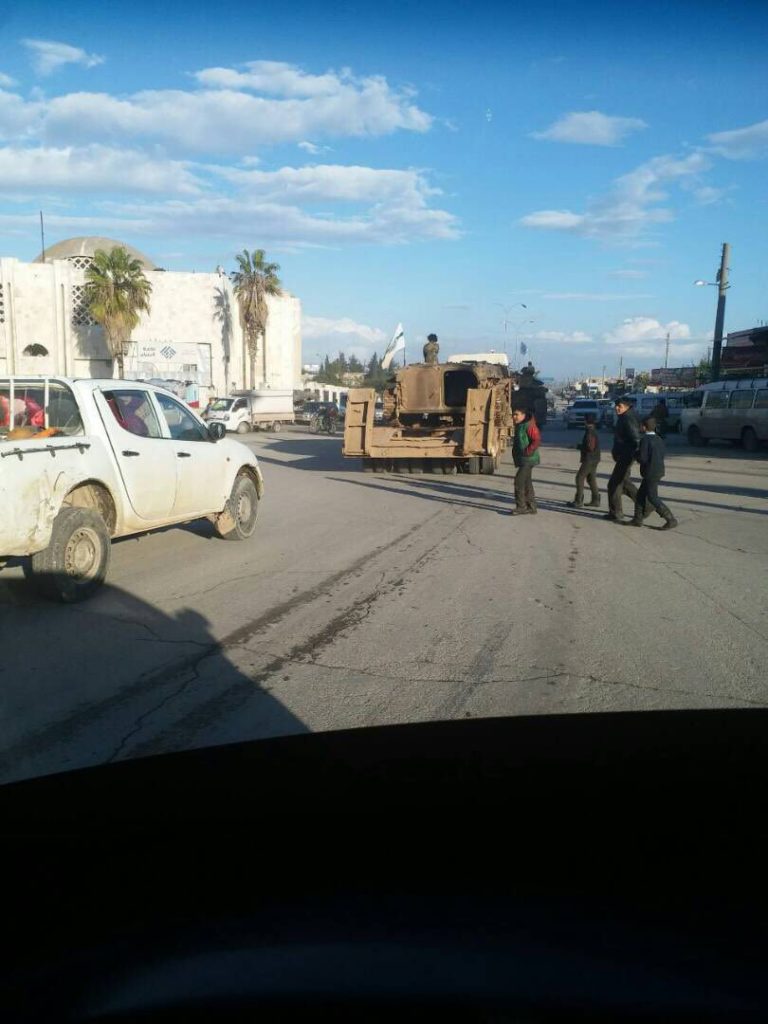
343, 360, 514, 474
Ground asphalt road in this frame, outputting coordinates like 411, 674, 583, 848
1, 422, 766, 784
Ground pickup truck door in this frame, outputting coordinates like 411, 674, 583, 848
153, 392, 230, 517
95, 388, 178, 521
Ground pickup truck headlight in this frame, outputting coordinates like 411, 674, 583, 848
223, 413, 230, 421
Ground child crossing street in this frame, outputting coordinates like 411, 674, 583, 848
623, 416, 678, 530
567, 413, 601, 508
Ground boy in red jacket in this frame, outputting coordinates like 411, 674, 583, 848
510, 408, 541, 515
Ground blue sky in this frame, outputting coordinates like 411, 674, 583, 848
1, 0, 766, 377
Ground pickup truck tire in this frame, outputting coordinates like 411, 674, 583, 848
29, 507, 111, 603
216, 475, 259, 541
236, 421, 250, 435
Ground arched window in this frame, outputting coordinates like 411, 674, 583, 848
22, 344, 49, 357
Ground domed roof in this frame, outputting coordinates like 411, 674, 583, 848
35, 236, 156, 270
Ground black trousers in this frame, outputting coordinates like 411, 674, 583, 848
514, 464, 536, 509
607, 456, 638, 517
575, 457, 600, 503
634, 477, 672, 521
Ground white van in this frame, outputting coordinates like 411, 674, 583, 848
681, 378, 768, 451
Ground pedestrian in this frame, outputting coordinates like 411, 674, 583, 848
623, 417, 678, 530
651, 397, 669, 438
567, 413, 601, 508
606, 396, 640, 522
510, 407, 541, 515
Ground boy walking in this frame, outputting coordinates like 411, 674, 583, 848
623, 416, 678, 530
606, 396, 641, 522
511, 408, 541, 515
567, 413, 600, 508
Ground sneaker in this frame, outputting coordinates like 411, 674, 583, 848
603, 513, 623, 522
527, 505, 538, 515
510, 508, 530, 516
621, 520, 643, 527
585, 499, 601, 507
566, 501, 583, 508
660, 518, 679, 530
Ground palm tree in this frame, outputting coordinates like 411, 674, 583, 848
231, 249, 282, 388
84, 247, 152, 379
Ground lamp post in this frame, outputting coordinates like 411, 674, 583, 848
695, 242, 730, 381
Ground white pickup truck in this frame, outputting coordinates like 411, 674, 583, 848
1, 377, 264, 602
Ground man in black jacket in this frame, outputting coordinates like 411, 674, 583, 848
624, 416, 678, 529
606, 396, 640, 521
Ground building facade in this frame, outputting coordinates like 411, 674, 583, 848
0, 237, 302, 405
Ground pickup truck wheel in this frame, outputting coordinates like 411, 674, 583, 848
216, 475, 259, 541
30, 507, 111, 603
271, 420, 282, 433
236, 421, 250, 435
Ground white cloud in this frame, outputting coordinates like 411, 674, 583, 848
98, 190, 460, 247
532, 110, 646, 146
608, 269, 648, 280
23, 38, 104, 76
691, 185, 726, 205
0, 72, 17, 88
194, 61, 345, 97
218, 164, 439, 204
303, 316, 386, 344
530, 330, 592, 344
604, 317, 691, 345
25, 62, 431, 154
520, 210, 585, 231
521, 151, 709, 242
0, 145, 200, 194
706, 118, 768, 160
298, 141, 330, 154
0, 61, 432, 157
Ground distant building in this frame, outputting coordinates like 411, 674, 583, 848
0, 236, 302, 405
722, 325, 768, 373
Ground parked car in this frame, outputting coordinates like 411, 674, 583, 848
681, 378, 768, 450
204, 390, 295, 434
565, 399, 606, 430
0, 377, 264, 602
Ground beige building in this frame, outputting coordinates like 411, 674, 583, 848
0, 236, 302, 406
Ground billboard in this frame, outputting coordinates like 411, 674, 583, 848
650, 366, 697, 387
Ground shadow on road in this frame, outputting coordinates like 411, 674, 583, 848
0, 577, 306, 784
252, 435, 351, 472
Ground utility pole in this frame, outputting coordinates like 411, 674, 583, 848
39, 211, 46, 263
711, 242, 730, 381
618, 355, 623, 380
664, 332, 670, 369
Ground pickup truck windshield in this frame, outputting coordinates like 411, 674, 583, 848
210, 399, 234, 411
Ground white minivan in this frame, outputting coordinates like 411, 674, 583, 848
681, 378, 768, 451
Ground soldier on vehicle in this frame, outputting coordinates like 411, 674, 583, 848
606, 396, 641, 522
423, 333, 439, 364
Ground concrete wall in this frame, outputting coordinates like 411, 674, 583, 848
0, 258, 302, 402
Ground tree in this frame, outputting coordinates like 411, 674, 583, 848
231, 249, 282, 388
84, 247, 152, 379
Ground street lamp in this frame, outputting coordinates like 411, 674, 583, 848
694, 242, 730, 380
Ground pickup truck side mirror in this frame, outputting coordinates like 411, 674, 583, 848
208, 421, 226, 441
